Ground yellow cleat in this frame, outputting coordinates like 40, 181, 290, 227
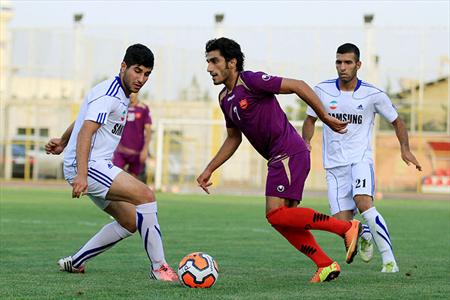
359, 237, 374, 263
310, 261, 341, 283
381, 261, 399, 273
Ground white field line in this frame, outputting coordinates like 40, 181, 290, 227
0, 218, 101, 227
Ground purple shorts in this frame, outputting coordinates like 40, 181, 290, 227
265, 151, 310, 201
112, 151, 144, 176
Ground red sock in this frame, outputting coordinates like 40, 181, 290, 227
267, 206, 351, 236
273, 225, 333, 267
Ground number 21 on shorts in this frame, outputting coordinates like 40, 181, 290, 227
355, 178, 366, 189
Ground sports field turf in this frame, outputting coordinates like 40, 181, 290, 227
0, 187, 449, 299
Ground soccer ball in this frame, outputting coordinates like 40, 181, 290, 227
178, 252, 219, 288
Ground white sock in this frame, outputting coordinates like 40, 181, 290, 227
360, 224, 373, 242
72, 221, 132, 268
136, 202, 166, 270
361, 207, 396, 264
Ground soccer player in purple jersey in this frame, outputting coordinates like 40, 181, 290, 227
197, 37, 361, 283
113, 92, 152, 182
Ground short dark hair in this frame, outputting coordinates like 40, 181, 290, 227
205, 37, 245, 71
337, 43, 360, 61
123, 44, 154, 68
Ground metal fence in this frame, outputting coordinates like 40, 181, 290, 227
0, 23, 448, 192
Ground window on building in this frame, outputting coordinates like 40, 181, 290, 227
17, 127, 49, 137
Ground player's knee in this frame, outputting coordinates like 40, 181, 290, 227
355, 199, 373, 213
357, 204, 373, 214
132, 186, 155, 205
141, 187, 155, 203
266, 206, 286, 227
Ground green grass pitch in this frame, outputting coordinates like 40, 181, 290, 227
0, 187, 449, 299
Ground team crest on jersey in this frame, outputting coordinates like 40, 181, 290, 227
239, 99, 249, 109
262, 74, 271, 81
127, 112, 135, 121
329, 100, 337, 110
120, 110, 127, 121
135, 112, 142, 119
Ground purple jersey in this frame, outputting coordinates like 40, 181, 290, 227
118, 102, 152, 152
219, 71, 308, 160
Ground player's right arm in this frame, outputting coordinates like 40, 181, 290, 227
45, 122, 75, 155
197, 127, 242, 194
72, 120, 101, 198
302, 115, 317, 151
279, 78, 348, 133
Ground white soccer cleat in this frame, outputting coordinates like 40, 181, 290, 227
381, 261, 399, 273
359, 237, 374, 263
150, 263, 178, 282
58, 256, 85, 273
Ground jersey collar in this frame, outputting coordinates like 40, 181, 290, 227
115, 75, 128, 97
335, 78, 362, 92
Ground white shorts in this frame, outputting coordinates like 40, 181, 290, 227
325, 161, 375, 215
64, 160, 123, 210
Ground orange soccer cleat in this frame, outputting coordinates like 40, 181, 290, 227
150, 264, 179, 282
344, 220, 362, 264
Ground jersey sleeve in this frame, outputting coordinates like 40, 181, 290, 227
305, 86, 321, 118
241, 71, 283, 95
221, 106, 236, 128
85, 96, 114, 124
374, 92, 398, 123
218, 89, 236, 128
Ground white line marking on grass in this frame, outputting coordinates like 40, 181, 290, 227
1, 218, 101, 227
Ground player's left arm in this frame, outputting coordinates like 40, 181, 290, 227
391, 117, 422, 171
279, 78, 348, 134
45, 121, 75, 155
375, 92, 422, 171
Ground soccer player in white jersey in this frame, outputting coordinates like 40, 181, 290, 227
302, 43, 422, 273
45, 44, 178, 281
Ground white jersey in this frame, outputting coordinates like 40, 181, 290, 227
64, 76, 130, 167
307, 79, 398, 169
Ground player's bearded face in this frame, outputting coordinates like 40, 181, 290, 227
206, 51, 231, 85
121, 63, 152, 96
215, 63, 232, 85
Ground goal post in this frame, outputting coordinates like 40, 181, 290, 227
153, 118, 326, 193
